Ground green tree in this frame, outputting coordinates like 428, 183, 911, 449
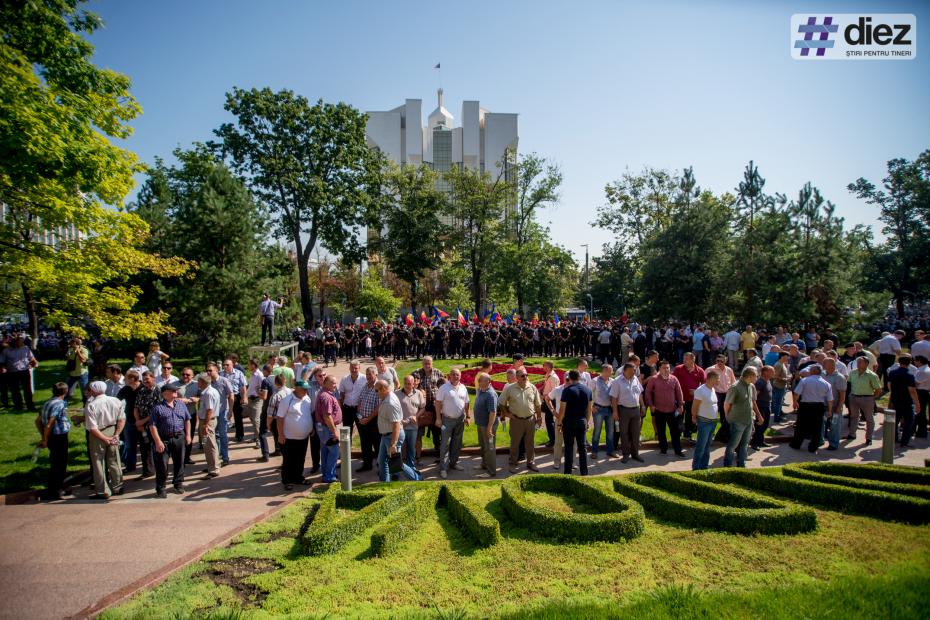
0, 0, 188, 340
588, 242, 638, 319
377, 163, 446, 311
131, 147, 294, 358
355, 272, 401, 321
213, 87, 384, 328
595, 167, 679, 250
848, 151, 930, 318
444, 165, 510, 313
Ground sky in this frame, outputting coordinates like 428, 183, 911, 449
87, 0, 930, 265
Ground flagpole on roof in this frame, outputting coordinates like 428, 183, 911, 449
434, 62, 441, 89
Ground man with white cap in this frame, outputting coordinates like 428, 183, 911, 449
83, 381, 126, 500
147, 383, 191, 497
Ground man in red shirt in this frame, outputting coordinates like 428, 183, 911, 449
673, 352, 706, 441
645, 361, 686, 456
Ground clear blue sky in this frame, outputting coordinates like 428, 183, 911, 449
89, 0, 929, 263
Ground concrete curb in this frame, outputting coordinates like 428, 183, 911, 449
66, 485, 320, 619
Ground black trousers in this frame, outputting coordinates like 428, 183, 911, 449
154, 435, 185, 491
791, 402, 824, 452
682, 400, 697, 437
310, 432, 320, 468
878, 353, 896, 389
751, 407, 771, 447
47, 433, 69, 497
713, 395, 730, 442
653, 410, 682, 454
281, 436, 309, 483
233, 398, 244, 441
261, 316, 275, 344
562, 425, 588, 475
357, 419, 380, 468
896, 404, 916, 446
341, 405, 358, 441
542, 400, 556, 444
6, 370, 34, 409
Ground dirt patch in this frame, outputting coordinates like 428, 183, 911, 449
207, 557, 281, 607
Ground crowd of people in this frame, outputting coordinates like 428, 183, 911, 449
10, 313, 930, 500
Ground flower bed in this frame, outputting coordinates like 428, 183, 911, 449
459, 363, 565, 392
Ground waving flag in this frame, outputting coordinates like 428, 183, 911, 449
554, 313, 561, 327
531, 311, 539, 327
405, 312, 414, 326
456, 308, 467, 326
435, 307, 449, 319
491, 311, 501, 323
420, 310, 429, 324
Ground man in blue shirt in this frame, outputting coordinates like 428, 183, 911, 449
36, 382, 71, 500
472, 373, 499, 478
558, 370, 593, 475
148, 384, 191, 497
888, 355, 919, 448
790, 365, 833, 453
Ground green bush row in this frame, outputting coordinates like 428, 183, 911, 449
335, 489, 390, 510
440, 484, 502, 547
500, 474, 644, 543
612, 472, 817, 535
785, 462, 930, 486
370, 486, 442, 557
783, 464, 930, 499
301, 485, 415, 555
684, 468, 930, 525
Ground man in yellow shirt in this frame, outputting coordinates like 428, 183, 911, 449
741, 326, 758, 363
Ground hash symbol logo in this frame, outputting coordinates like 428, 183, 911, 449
796, 16, 838, 56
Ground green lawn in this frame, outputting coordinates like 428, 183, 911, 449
0, 358, 198, 494
102, 471, 930, 619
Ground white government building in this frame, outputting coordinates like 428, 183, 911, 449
365, 88, 519, 188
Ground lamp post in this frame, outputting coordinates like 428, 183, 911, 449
586, 293, 593, 319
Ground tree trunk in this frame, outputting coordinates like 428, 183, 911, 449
22, 284, 38, 343
896, 293, 905, 319
297, 253, 315, 329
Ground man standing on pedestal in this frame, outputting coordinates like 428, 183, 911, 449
259, 293, 284, 345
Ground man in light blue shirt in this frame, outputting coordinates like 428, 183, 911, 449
790, 365, 833, 453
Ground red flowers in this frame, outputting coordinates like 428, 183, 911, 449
459, 363, 565, 392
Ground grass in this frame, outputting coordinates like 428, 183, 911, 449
102, 473, 930, 619
0, 357, 199, 494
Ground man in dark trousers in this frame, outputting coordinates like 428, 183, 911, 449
557, 370, 593, 475
147, 383, 191, 497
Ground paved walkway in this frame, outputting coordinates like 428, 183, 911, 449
1, 355, 927, 619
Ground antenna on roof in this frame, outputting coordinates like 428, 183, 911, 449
433, 62, 442, 91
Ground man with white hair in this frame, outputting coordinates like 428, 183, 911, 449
435, 368, 470, 479
790, 364, 833, 453
84, 381, 126, 500
196, 373, 221, 478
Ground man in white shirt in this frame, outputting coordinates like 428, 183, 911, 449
375, 380, 404, 482
197, 374, 221, 477
338, 361, 365, 440
275, 380, 313, 489
374, 356, 400, 391
83, 381, 126, 499
913, 355, 930, 439
105, 364, 125, 397
435, 368, 470, 479
723, 328, 741, 370
129, 352, 149, 379
878, 330, 904, 391
910, 331, 930, 361
691, 371, 720, 470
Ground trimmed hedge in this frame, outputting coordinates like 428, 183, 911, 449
612, 472, 817, 535
336, 489, 390, 510
441, 484, 502, 547
370, 486, 442, 557
783, 463, 930, 499
684, 468, 930, 525
301, 485, 415, 555
501, 474, 644, 543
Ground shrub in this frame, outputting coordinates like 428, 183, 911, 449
440, 484, 502, 547
301, 485, 415, 555
783, 463, 930, 499
370, 486, 442, 557
684, 468, 930, 525
612, 472, 817, 535
336, 489, 390, 510
500, 474, 644, 543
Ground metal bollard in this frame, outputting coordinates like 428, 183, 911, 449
339, 425, 352, 491
881, 409, 895, 464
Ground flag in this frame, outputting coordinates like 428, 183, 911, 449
584, 313, 590, 322
420, 310, 429, 324
491, 311, 501, 323
405, 312, 414, 326
554, 313, 561, 327
434, 62, 441, 69
531, 311, 539, 327
456, 307, 466, 326
621, 311, 628, 324
435, 307, 449, 319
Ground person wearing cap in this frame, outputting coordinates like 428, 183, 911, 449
147, 383, 191, 497
790, 364, 833, 453
276, 379, 314, 489
83, 381, 126, 500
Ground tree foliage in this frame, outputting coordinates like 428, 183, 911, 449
0, 0, 188, 340
213, 87, 384, 328
355, 272, 402, 322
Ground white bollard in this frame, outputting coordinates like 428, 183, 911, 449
881, 410, 896, 464
339, 425, 352, 491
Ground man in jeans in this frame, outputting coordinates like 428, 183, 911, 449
590, 365, 615, 461
435, 368, 470, 479
772, 351, 791, 424
822, 358, 847, 451
354, 367, 381, 472
472, 373, 499, 478
724, 367, 764, 467
375, 380, 404, 482
691, 370, 719, 470
314, 374, 342, 483
644, 361, 685, 458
